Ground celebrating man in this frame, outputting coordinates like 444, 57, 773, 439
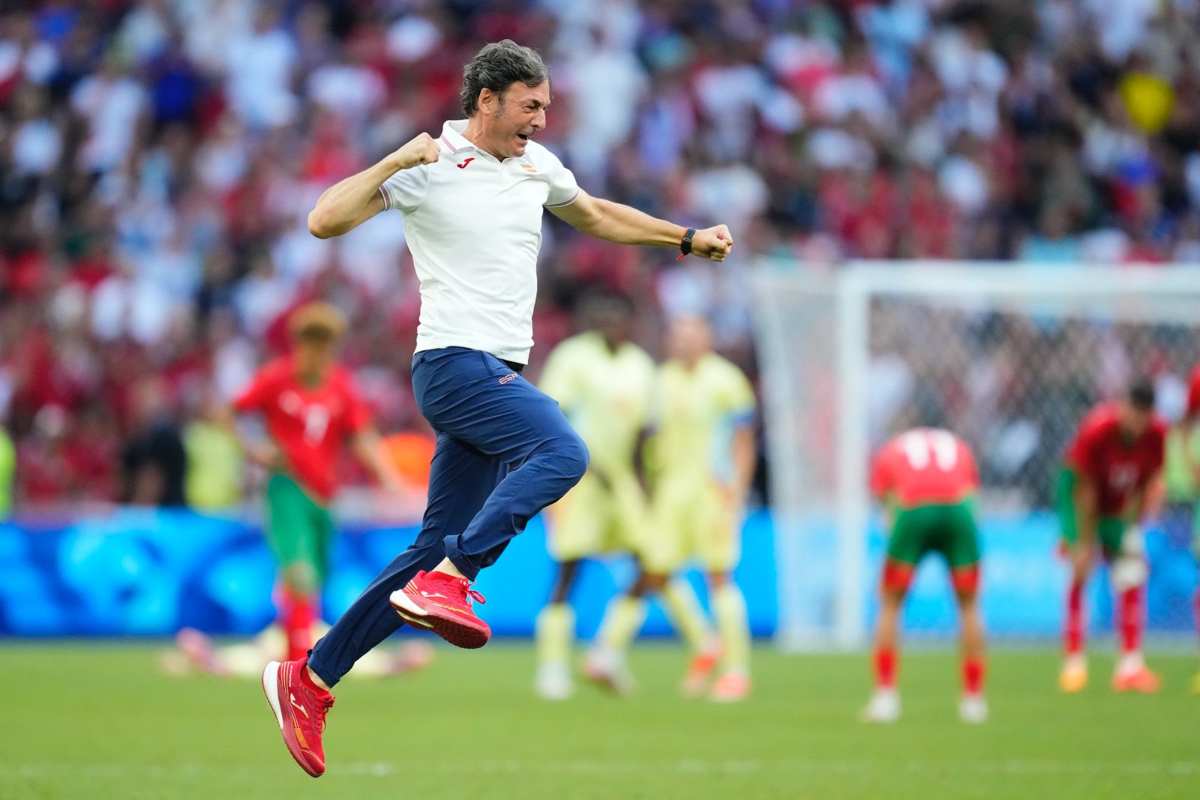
260, 40, 733, 778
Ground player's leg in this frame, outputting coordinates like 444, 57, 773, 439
945, 501, 987, 723
863, 506, 923, 723
707, 570, 751, 702
700, 489, 750, 702
1108, 523, 1159, 692
586, 567, 659, 694
1056, 468, 1093, 692
265, 474, 323, 662
392, 350, 587, 646
534, 557, 581, 700
534, 477, 605, 699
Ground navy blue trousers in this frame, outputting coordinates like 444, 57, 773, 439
308, 347, 588, 686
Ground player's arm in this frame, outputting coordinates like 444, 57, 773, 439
222, 405, 282, 471
350, 429, 405, 494
728, 421, 757, 509
307, 133, 439, 239
1072, 472, 1100, 555
549, 190, 733, 261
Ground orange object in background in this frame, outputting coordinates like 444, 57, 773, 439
383, 431, 436, 492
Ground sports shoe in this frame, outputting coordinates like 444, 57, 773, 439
389, 570, 491, 649
583, 648, 635, 695
1112, 665, 1161, 693
861, 688, 901, 723
261, 659, 334, 778
1058, 657, 1088, 693
709, 672, 751, 703
959, 693, 989, 724
680, 642, 722, 698
534, 661, 573, 701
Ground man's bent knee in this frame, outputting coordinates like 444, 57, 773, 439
555, 431, 589, 484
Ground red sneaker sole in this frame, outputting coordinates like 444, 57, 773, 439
390, 595, 490, 649
261, 663, 324, 778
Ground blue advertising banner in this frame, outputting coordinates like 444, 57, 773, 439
0, 508, 1195, 639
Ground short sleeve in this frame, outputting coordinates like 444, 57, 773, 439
379, 165, 431, 214
542, 150, 580, 208
539, 340, 581, 409
233, 368, 273, 413
869, 445, 893, 499
720, 362, 756, 424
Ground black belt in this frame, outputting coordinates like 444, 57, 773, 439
501, 359, 525, 374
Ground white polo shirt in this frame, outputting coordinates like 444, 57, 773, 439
379, 119, 580, 364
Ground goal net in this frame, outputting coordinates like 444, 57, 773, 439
752, 262, 1200, 649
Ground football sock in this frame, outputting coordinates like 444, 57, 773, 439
662, 579, 714, 653
598, 596, 647, 655
874, 646, 897, 689
1119, 585, 1144, 656
1064, 580, 1085, 656
962, 656, 985, 695
535, 603, 574, 666
282, 589, 317, 662
712, 583, 750, 675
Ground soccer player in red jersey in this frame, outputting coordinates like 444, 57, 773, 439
1057, 380, 1165, 694
234, 303, 401, 666
863, 427, 987, 724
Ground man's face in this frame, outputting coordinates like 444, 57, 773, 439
478, 80, 550, 158
295, 336, 336, 375
1119, 401, 1151, 438
668, 316, 712, 363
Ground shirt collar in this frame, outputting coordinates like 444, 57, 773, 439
440, 119, 476, 154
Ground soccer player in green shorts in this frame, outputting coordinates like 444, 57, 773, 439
862, 427, 987, 724
231, 303, 402, 663
1058, 380, 1165, 694
589, 315, 756, 701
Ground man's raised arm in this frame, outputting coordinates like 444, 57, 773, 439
307, 133, 439, 239
549, 189, 734, 261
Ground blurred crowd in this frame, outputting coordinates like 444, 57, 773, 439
2, 0, 1200, 511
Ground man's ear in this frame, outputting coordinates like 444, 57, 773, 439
478, 87, 495, 114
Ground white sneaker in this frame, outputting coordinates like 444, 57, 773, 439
959, 693, 988, 724
583, 648, 635, 695
535, 661, 573, 701
861, 688, 901, 723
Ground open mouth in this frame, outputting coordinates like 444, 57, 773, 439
517, 133, 530, 142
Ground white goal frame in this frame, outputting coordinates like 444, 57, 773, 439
752, 261, 1200, 650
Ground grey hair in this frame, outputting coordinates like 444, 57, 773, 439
459, 40, 548, 116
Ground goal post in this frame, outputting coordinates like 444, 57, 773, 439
752, 261, 1200, 650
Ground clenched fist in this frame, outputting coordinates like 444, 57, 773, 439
388, 132, 440, 171
692, 224, 734, 261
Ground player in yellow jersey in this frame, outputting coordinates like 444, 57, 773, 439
533, 292, 714, 699
589, 315, 757, 701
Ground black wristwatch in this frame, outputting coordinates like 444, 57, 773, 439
680, 227, 696, 256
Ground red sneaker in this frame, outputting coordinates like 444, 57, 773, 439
389, 570, 491, 649
261, 659, 334, 778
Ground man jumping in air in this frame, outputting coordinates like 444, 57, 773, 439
260, 40, 732, 778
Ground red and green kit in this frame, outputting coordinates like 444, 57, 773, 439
234, 356, 371, 576
870, 429, 982, 593
1057, 403, 1166, 558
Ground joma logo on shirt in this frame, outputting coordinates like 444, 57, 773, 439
456, 157, 475, 169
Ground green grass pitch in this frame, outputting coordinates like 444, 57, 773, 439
2, 643, 1198, 799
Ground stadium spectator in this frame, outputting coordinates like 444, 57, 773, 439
4, 1, 1200, 511
119, 377, 186, 507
